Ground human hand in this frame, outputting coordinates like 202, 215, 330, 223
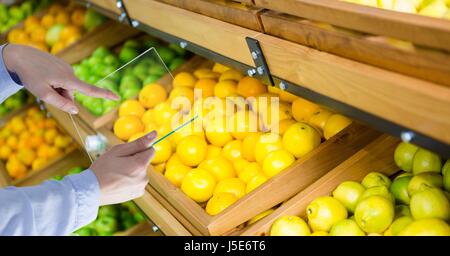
90, 131, 157, 205
3, 44, 118, 114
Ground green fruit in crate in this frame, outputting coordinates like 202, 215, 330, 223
361, 172, 391, 188
270, 216, 311, 236
148, 65, 166, 76
329, 219, 365, 236
101, 66, 118, 79
394, 142, 419, 172
390, 175, 412, 205
169, 58, 185, 71
390, 216, 413, 236
85, 98, 104, 116
95, 216, 118, 234
122, 218, 138, 230
74, 92, 87, 104
119, 47, 140, 63
398, 218, 450, 236
360, 186, 395, 204
442, 160, 450, 192
92, 63, 107, 77
0, 4, 8, 23
306, 196, 348, 232
20, 2, 33, 17
103, 99, 120, 113
332, 181, 365, 213
88, 55, 103, 67
143, 75, 160, 85
134, 212, 146, 223
46, 24, 65, 47
143, 38, 160, 49
99, 205, 120, 218
108, 71, 122, 83
133, 63, 149, 81
4, 97, 21, 110
68, 166, 84, 175
410, 188, 450, 221
0, 105, 9, 117
412, 149, 441, 175
123, 39, 141, 50
394, 205, 411, 219
87, 75, 102, 85
84, 9, 105, 31
51, 175, 63, 181
96, 79, 118, 91
120, 75, 141, 90
121, 88, 140, 100
157, 47, 176, 64
408, 172, 443, 195
9, 6, 24, 20
74, 227, 97, 236
93, 47, 110, 58
354, 196, 394, 233
169, 43, 186, 56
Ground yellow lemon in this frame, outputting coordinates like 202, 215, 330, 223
248, 209, 275, 225
308, 109, 333, 131
181, 168, 216, 203
141, 109, 155, 125
169, 86, 194, 108
194, 79, 216, 99
31, 157, 48, 171
198, 156, 236, 181
214, 80, 237, 98
114, 116, 144, 141
306, 196, 348, 232
262, 149, 295, 178
231, 110, 259, 140
205, 116, 233, 147
279, 90, 299, 103
153, 102, 178, 126
151, 138, 172, 164
176, 135, 207, 166
173, 72, 197, 88
270, 216, 311, 236
139, 84, 167, 108
222, 140, 243, 161
292, 98, 320, 122
152, 162, 166, 173
323, 114, 352, 140
206, 192, 238, 216
246, 173, 268, 194
212, 63, 231, 73
275, 119, 297, 135
254, 133, 283, 164
214, 178, 246, 199
239, 162, 262, 183
282, 122, 321, 158
233, 158, 250, 175
193, 68, 220, 79
118, 99, 145, 118
237, 76, 267, 98
164, 164, 192, 187
242, 132, 261, 162
219, 69, 243, 82
205, 145, 222, 159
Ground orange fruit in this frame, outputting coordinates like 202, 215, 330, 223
173, 72, 197, 88
64, 33, 82, 46
206, 192, 238, 215
6, 135, 19, 150
214, 178, 246, 199
262, 149, 295, 178
17, 148, 36, 166
152, 162, 165, 173
139, 84, 167, 108
153, 102, 178, 126
214, 80, 237, 98
26, 106, 40, 117
237, 76, 267, 98
119, 100, 145, 118
6, 157, 27, 179
47, 146, 63, 159
7, 29, 24, 43
176, 135, 207, 166
41, 14, 55, 29
0, 145, 12, 160
222, 140, 243, 161
254, 133, 283, 164
166, 154, 183, 172
29, 134, 44, 148
44, 128, 59, 144
164, 164, 192, 187
292, 98, 320, 122
71, 8, 86, 27
24, 16, 40, 30
181, 168, 216, 203
239, 162, 262, 184
51, 41, 66, 54
32, 157, 48, 171
45, 119, 58, 129
323, 114, 352, 140
60, 25, 82, 41
275, 119, 297, 135
308, 109, 333, 132
55, 12, 70, 25
169, 117, 205, 146
114, 115, 145, 141
194, 79, 216, 99
141, 109, 155, 125
204, 116, 233, 147
54, 135, 72, 148
48, 4, 65, 15
242, 132, 261, 162
219, 69, 243, 82
37, 144, 51, 158
198, 156, 236, 181
279, 90, 299, 103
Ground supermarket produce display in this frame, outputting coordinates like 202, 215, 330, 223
0, 90, 32, 118
0, 0, 51, 33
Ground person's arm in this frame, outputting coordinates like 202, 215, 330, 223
0, 44, 23, 103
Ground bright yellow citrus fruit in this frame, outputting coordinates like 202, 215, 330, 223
259, 102, 292, 131
310, 231, 329, 236
152, 162, 165, 173
114, 116, 145, 141
238, 162, 262, 183
279, 90, 299, 103
232, 110, 258, 140
204, 116, 233, 147
214, 178, 246, 199
198, 156, 236, 181
151, 138, 172, 164
214, 80, 237, 98
193, 68, 220, 79
254, 133, 283, 164
141, 109, 155, 125
222, 140, 243, 161
144, 123, 158, 134
54, 135, 72, 148
282, 122, 321, 158
205, 145, 222, 159
292, 98, 320, 122
233, 158, 250, 175
181, 168, 216, 203
0, 145, 12, 160
237, 76, 267, 97
219, 69, 243, 82
246, 173, 268, 193
176, 135, 207, 166
206, 192, 238, 215
308, 109, 333, 131
139, 84, 167, 108
212, 63, 231, 73
306, 196, 348, 232
270, 216, 311, 236
118, 100, 145, 118
31, 157, 48, 171
17, 148, 36, 166
275, 119, 297, 135
173, 72, 197, 88
242, 132, 261, 162
164, 164, 192, 187
323, 114, 352, 140
398, 218, 450, 236
262, 149, 295, 178
354, 196, 394, 233
169, 86, 194, 108
248, 208, 275, 225
194, 79, 216, 99
40, 14, 55, 29
153, 102, 178, 126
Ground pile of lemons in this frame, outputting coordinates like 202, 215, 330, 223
113, 63, 352, 216
0, 106, 74, 179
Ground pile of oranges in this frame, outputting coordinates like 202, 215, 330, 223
7, 3, 86, 54
0, 106, 74, 179
113, 63, 352, 216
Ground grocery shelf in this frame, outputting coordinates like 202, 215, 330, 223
82, 0, 450, 158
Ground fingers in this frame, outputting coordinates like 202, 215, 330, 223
66, 77, 119, 100
134, 147, 156, 166
112, 131, 157, 156
42, 89, 78, 114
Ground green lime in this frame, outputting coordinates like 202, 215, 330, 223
412, 149, 441, 175
354, 196, 394, 233
169, 58, 185, 71
361, 172, 391, 188
394, 142, 419, 172
407, 172, 443, 196
156, 47, 176, 64
329, 219, 365, 236
93, 47, 110, 58
332, 181, 365, 213
306, 196, 348, 232
410, 188, 450, 221
119, 47, 140, 64
270, 216, 311, 236
398, 218, 450, 236
359, 186, 395, 204
390, 175, 412, 205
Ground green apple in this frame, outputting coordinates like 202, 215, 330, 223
394, 204, 411, 219
120, 88, 140, 100
120, 75, 141, 91
98, 205, 120, 218
74, 92, 87, 104
103, 99, 120, 113
85, 98, 104, 116
87, 75, 102, 85
4, 97, 21, 110
143, 38, 160, 49
9, 6, 25, 20
361, 172, 392, 188
97, 79, 118, 91
143, 75, 160, 85
91, 63, 106, 77
84, 9, 105, 31
74, 227, 97, 236
100, 65, 118, 78
119, 47, 140, 64
0, 4, 9, 24
20, 2, 33, 17
412, 149, 442, 175
88, 55, 103, 67
93, 47, 110, 58
390, 175, 412, 205
103, 54, 120, 69
0, 105, 9, 117
156, 47, 176, 64
148, 65, 166, 76
133, 212, 146, 223
169, 58, 185, 71
133, 62, 149, 81
394, 142, 419, 172
45, 24, 65, 47
94, 216, 118, 234
51, 175, 63, 181
123, 39, 141, 50
443, 160, 450, 192
408, 172, 443, 195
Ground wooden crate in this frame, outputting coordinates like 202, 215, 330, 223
155, 0, 264, 31
260, 11, 450, 87
240, 134, 400, 236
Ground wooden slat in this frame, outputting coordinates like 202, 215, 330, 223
241, 134, 400, 236
156, 0, 264, 31
88, 0, 121, 15
57, 20, 141, 64
208, 123, 380, 235
254, 0, 450, 52
261, 11, 450, 87
134, 185, 192, 236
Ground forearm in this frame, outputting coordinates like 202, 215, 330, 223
0, 44, 23, 104
0, 170, 100, 236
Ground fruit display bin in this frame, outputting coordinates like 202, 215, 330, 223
241, 134, 400, 235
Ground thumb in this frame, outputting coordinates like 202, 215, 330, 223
112, 131, 157, 156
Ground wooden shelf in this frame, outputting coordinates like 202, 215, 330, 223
87, 0, 450, 154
